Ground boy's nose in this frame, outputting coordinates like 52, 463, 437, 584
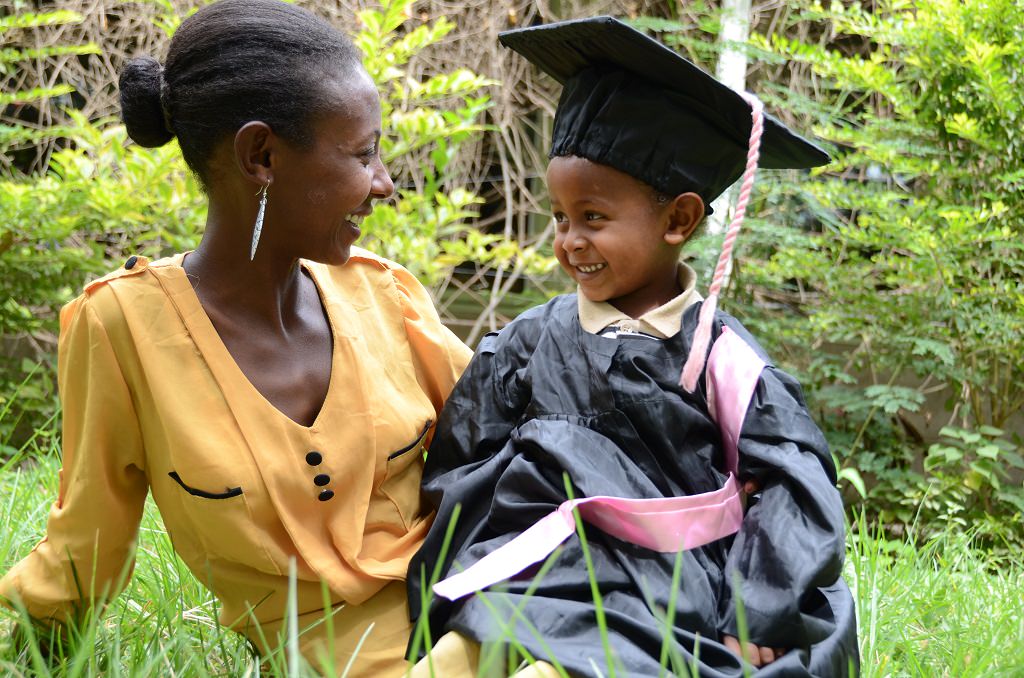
562, 231, 587, 252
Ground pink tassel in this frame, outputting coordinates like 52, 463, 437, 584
680, 294, 719, 391
680, 93, 765, 393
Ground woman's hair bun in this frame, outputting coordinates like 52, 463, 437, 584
119, 56, 174, 147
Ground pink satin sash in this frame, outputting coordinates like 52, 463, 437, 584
433, 326, 767, 602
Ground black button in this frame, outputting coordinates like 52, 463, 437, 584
305, 451, 322, 466
313, 473, 330, 487
318, 489, 335, 502
124, 255, 139, 270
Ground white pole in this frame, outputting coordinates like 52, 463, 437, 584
707, 0, 752, 235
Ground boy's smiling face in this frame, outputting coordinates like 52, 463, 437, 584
547, 155, 704, 318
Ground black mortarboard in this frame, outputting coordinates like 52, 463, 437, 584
498, 16, 830, 212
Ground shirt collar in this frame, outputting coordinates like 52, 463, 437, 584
577, 263, 703, 339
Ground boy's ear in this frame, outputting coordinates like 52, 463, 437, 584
663, 192, 705, 246
233, 120, 276, 187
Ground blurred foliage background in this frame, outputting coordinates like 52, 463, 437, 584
0, 0, 1021, 548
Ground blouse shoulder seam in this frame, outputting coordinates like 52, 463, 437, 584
346, 246, 397, 273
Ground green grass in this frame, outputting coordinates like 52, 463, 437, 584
2, 446, 1023, 676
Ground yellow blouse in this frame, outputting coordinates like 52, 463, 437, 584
0, 249, 471, 640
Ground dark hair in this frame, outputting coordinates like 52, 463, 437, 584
119, 0, 362, 186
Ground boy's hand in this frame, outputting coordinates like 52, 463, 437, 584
722, 635, 786, 667
739, 476, 763, 512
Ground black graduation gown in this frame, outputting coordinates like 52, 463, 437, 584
408, 296, 859, 677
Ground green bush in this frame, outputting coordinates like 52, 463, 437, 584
744, 0, 1024, 543
0, 113, 205, 448
0, 8, 100, 165
353, 1, 553, 287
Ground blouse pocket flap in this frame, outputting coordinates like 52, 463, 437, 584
387, 419, 433, 461
168, 471, 243, 500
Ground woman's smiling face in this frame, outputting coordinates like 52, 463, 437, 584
269, 71, 394, 266
547, 155, 700, 318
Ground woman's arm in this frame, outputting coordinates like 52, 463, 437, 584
0, 294, 148, 624
389, 263, 473, 426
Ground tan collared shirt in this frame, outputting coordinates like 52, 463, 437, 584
577, 263, 703, 339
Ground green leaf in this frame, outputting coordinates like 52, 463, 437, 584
977, 444, 1001, 460
863, 385, 926, 414
838, 466, 867, 498
0, 10, 84, 32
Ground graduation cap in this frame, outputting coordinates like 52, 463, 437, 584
500, 16, 831, 392
498, 15, 829, 212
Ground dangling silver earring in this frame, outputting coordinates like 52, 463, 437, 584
250, 182, 270, 261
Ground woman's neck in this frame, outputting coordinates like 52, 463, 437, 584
183, 205, 308, 334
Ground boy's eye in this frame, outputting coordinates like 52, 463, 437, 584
584, 212, 604, 221
553, 212, 568, 224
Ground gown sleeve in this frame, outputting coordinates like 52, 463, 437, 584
420, 303, 542, 477
714, 319, 846, 650
0, 293, 148, 623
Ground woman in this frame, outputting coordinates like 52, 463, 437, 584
0, 0, 471, 674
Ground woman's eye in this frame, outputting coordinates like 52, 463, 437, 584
361, 144, 378, 159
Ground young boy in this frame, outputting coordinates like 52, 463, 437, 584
409, 17, 858, 677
